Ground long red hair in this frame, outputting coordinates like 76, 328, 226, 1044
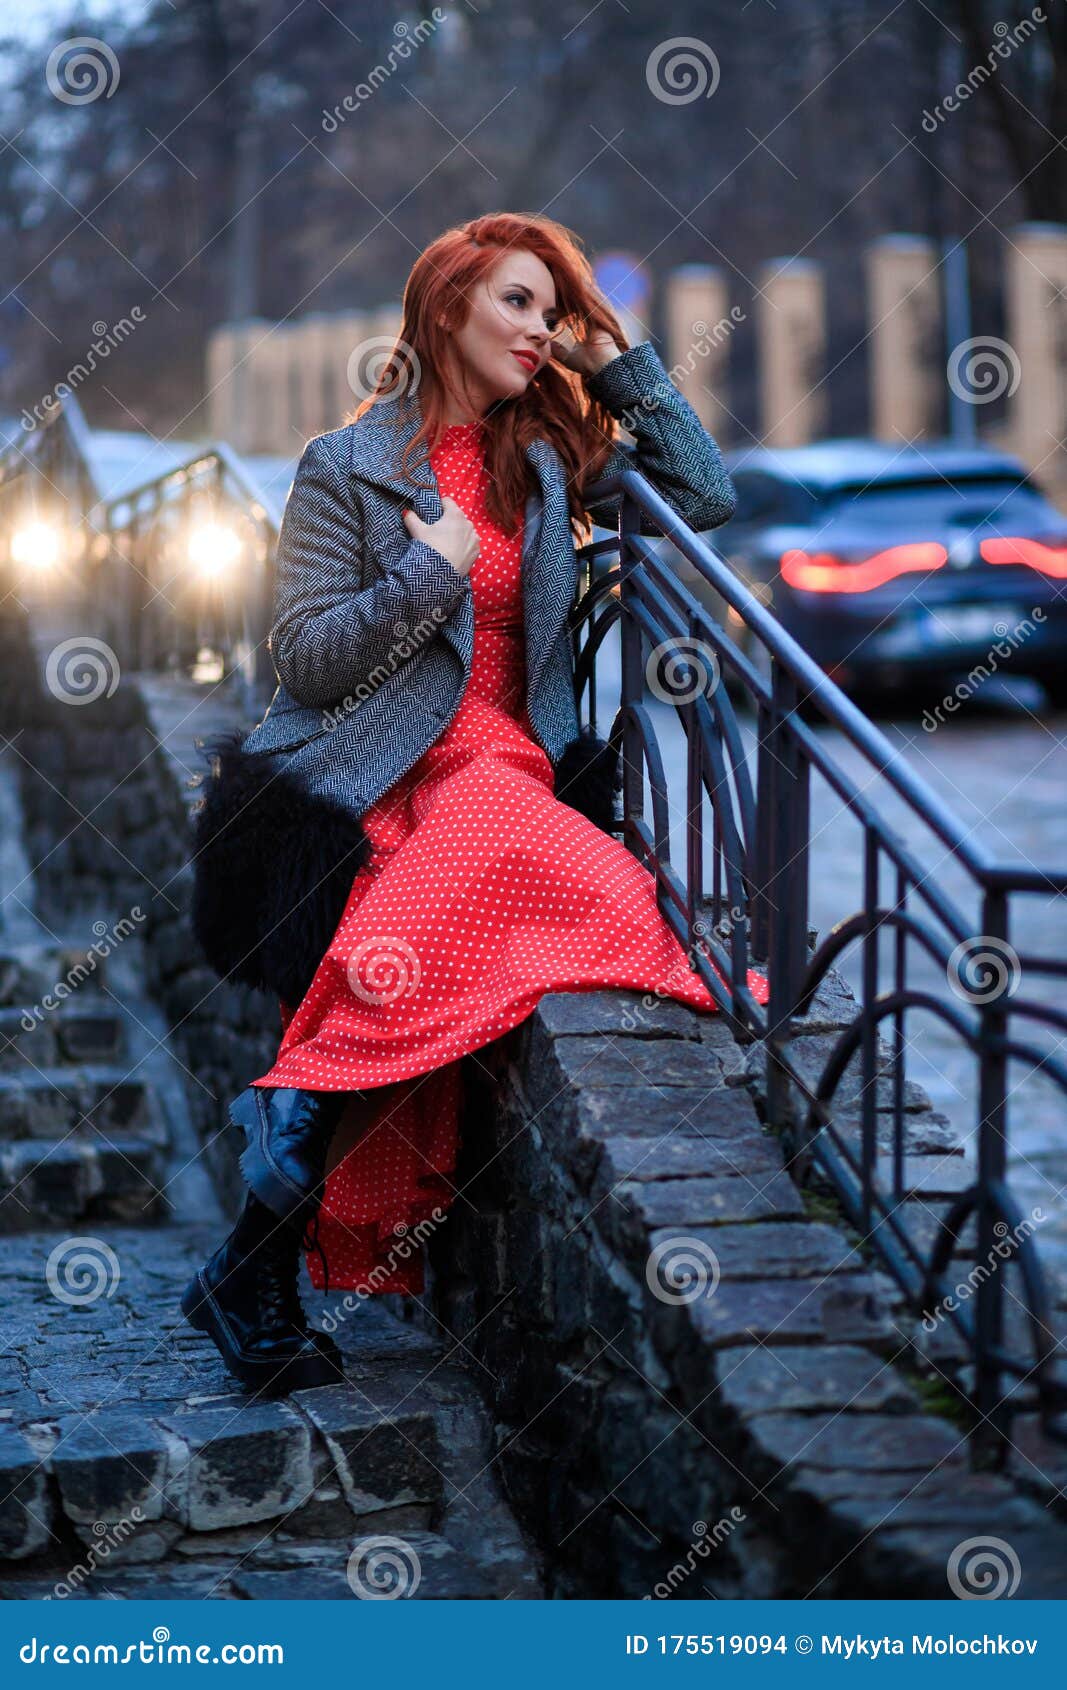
348, 212, 628, 538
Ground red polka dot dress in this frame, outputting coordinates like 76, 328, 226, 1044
252, 418, 770, 1296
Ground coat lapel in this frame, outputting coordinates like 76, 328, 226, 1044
346, 393, 575, 711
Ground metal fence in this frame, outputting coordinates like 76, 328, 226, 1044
576, 464, 1067, 1458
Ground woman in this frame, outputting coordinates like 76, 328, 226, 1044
184, 211, 768, 1395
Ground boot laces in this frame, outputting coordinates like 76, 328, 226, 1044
257, 1222, 305, 1334
301, 1207, 330, 1299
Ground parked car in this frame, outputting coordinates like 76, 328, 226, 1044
664, 439, 1067, 709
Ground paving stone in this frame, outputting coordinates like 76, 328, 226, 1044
606, 1172, 805, 1254
686, 1275, 896, 1351
593, 1133, 782, 1203
296, 1389, 443, 1517
0, 1425, 55, 1558
711, 1343, 920, 1417
650, 1220, 860, 1282
231, 1531, 506, 1599
159, 1402, 315, 1531
539, 1035, 730, 1096
51, 1411, 173, 1526
541, 1084, 762, 1185
533, 991, 702, 1042
861, 1521, 1067, 1598
746, 1411, 968, 1482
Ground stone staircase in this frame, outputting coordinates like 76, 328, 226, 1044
0, 745, 541, 1598
0, 966, 171, 1233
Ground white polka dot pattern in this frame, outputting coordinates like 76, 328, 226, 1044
251, 419, 769, 1296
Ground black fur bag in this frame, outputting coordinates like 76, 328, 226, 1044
189, 730, 373, 1008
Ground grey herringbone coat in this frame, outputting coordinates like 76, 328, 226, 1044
191, 338, 737, 1005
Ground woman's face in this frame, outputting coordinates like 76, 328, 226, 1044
442, 248, 562, 416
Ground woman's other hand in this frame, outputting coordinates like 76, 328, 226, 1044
402, 495, 480, 577
549, 324, 625, 378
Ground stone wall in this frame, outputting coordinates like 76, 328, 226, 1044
420, 991, 1065, 1599
15, 669, 275, 1210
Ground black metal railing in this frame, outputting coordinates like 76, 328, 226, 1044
577, 466, 1067, 1459
99, 443, 281, 708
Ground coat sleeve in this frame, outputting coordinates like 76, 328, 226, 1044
579, 339, 736, 535
268, 432, 468, 709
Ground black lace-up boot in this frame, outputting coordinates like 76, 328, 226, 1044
230, 1085, 348, 1226
180, 1188, 345, 1393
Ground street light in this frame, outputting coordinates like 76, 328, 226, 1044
187, 521, 242, 576
11, 520, 63, 570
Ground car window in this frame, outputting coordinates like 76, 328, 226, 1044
820, 476, 1059, 528
729, 473, 784, 525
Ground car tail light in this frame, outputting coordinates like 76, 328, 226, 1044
980, 536, 1067, 577
780, 541, 947, 593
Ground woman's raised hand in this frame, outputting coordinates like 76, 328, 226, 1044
402, 496, 480, 578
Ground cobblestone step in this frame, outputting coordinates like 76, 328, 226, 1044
0, 945, 113, 1010
0, 1005, 127, 1070
0, 1222, 542, 1597
0, 1134, 168, 1232
0, 1067, 162, 1142
0, 1064, 170, 1232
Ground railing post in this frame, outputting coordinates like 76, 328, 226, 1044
619, 486, 644, 858
974, 885, 1011, 1464
760, 661, 811, 1133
